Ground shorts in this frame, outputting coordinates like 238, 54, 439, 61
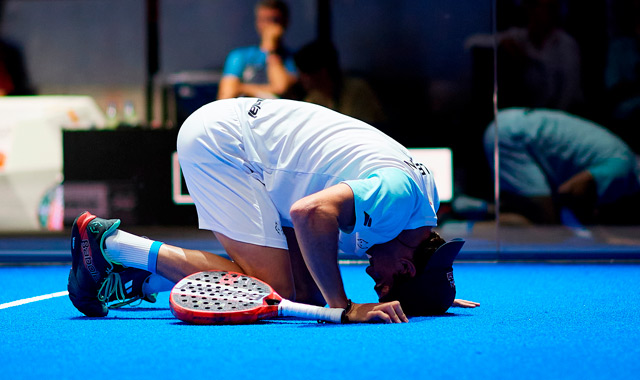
176, 101, 288, 249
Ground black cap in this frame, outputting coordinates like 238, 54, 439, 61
382, 238, 464, 315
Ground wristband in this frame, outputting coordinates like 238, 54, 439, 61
340, 299, 353, 324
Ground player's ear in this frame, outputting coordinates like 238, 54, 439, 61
398, 258, 417, 278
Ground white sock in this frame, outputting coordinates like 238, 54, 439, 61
142, 274, 176, 294
104, 230, 163, 273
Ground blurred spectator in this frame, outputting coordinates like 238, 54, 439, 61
604, 0, 640, 147
483, 108, 640, 225
217, 0, 297, 99
466, 0, 584, 112
293, 40, 386, 124
0, 1, 34, 95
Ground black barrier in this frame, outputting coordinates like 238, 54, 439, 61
62, 129, 198, 227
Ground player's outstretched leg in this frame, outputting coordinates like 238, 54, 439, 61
67, 211, 123, 317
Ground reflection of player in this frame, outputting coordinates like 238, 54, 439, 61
484, 108, 640, 224
217, 0, 297, 99
68, 98, 479, 323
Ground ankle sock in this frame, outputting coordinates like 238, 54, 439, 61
104, 230, 163, 272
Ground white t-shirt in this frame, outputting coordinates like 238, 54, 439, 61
235, 98, 439, 253
179, 97, 439, 255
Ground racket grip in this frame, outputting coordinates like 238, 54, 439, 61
278, 299, 344, 323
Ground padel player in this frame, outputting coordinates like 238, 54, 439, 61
68, 98, 479, 323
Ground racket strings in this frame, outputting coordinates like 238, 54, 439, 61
173, 273, 271, 312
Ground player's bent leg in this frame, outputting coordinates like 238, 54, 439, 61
213, 232, 296, 301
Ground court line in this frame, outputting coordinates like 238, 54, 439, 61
0, 291, 69, 310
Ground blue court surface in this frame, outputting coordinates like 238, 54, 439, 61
1, 260, 639, 379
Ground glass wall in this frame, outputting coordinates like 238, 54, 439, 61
490, 0, 640, 259
329, 0, 500, 258
1, 0, 638, 258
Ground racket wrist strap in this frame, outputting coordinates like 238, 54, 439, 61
340, 299, 353, 324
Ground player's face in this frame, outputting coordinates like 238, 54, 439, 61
365, 241, 409, 299
365, 257, 393, 299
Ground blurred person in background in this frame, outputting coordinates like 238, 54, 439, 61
0, 0, 34, 96
217, 0, 297, 100
605, 0, 640, 151
293, 40, 386, 124
465, 0, 584, 113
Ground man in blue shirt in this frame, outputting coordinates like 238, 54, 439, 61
217, 0, 297, 99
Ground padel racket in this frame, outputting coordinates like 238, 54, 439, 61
170, 270, 345, 324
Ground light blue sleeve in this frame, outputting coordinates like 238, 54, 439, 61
342, 168, 422, 246
222, 49, 246, 78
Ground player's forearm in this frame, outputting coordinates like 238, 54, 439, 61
290, 203, 349, 309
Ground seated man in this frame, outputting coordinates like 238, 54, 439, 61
293, 40, 386, 124
484, 108, 640, 224
68, 98, 479, 322
217, 0, 297, 99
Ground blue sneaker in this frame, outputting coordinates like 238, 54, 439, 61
67, 211, 123, 317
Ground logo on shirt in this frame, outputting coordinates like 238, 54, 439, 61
446, 271, 455, 288
248, 98, 264, 118
357, 238, 370, 249
404, 159, 430, 176
363, 211, 372, 227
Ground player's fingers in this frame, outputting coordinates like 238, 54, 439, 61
383, 301, 408, 323
392, 302, 409, 323
376, 304, 406, 324
368, 310, 392, 324
452, 299, 481, 308
380, 302, 404, 323
387, 306, 402, 324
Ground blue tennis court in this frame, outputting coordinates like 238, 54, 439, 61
2, 230, 640, 380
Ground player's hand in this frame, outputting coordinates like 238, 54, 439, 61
452, 299, 480, 308
346, 301, 409, 323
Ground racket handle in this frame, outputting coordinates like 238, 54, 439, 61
278, 299, 344, 323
